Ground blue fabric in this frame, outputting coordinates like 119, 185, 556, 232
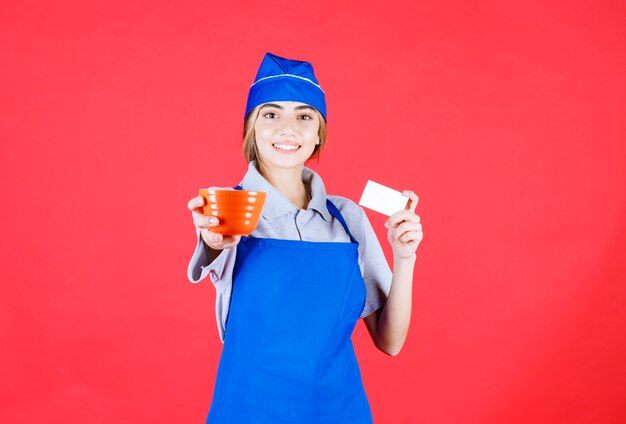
245, 52, 327, 121
206, 201, 372, 423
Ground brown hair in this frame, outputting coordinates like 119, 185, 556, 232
242, 105, 327, 164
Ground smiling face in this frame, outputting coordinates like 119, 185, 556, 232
252, 101, 321, 172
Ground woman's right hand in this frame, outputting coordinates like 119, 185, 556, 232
188, 192, 241, 251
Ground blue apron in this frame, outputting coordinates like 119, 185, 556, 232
206, 198, 374, 423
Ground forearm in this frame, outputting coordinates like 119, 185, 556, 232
375, 253, 416, 356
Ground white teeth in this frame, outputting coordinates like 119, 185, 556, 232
274, 144, 300, 151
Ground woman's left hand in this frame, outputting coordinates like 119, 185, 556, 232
384, 190, 423, 260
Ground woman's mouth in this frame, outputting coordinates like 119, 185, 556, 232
273, 143, 301, 152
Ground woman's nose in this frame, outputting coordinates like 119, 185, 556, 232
279, 120, 296, 136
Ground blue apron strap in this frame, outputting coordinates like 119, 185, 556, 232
326, 199, 359, 245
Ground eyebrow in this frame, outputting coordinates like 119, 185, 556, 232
261, 103, 315, 111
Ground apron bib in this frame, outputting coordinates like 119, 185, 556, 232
207, 200, 373, 424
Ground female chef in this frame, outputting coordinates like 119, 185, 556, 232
187, 52, 423, 423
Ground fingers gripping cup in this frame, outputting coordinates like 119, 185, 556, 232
199, 189, 266, 236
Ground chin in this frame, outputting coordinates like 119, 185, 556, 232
259, 152, 315, 170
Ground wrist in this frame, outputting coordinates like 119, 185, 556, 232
393, 252, 416, 264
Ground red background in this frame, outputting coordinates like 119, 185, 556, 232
1, 1, 625, 423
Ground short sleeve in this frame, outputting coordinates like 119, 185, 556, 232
330, 197, 392, 318
355, 207, 393, 318
187, 228, 237, 342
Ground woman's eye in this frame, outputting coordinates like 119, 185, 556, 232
263, 112, 277, 119
299, 114, 313, 120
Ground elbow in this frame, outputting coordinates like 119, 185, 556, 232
375, 331, 408, 357
376, 341, 404, 357
385, 347, 402, 357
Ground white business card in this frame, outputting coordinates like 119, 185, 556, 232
358, 180, 409, 216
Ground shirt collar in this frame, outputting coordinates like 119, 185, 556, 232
240, 161, 332, 222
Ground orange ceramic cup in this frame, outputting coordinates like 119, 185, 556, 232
198, 189, 266, 236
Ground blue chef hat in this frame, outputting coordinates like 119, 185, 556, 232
245, 52, 327, 121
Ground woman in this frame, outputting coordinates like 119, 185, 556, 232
187, 52, 423, 423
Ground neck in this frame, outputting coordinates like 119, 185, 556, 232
257, 162, 309, 209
